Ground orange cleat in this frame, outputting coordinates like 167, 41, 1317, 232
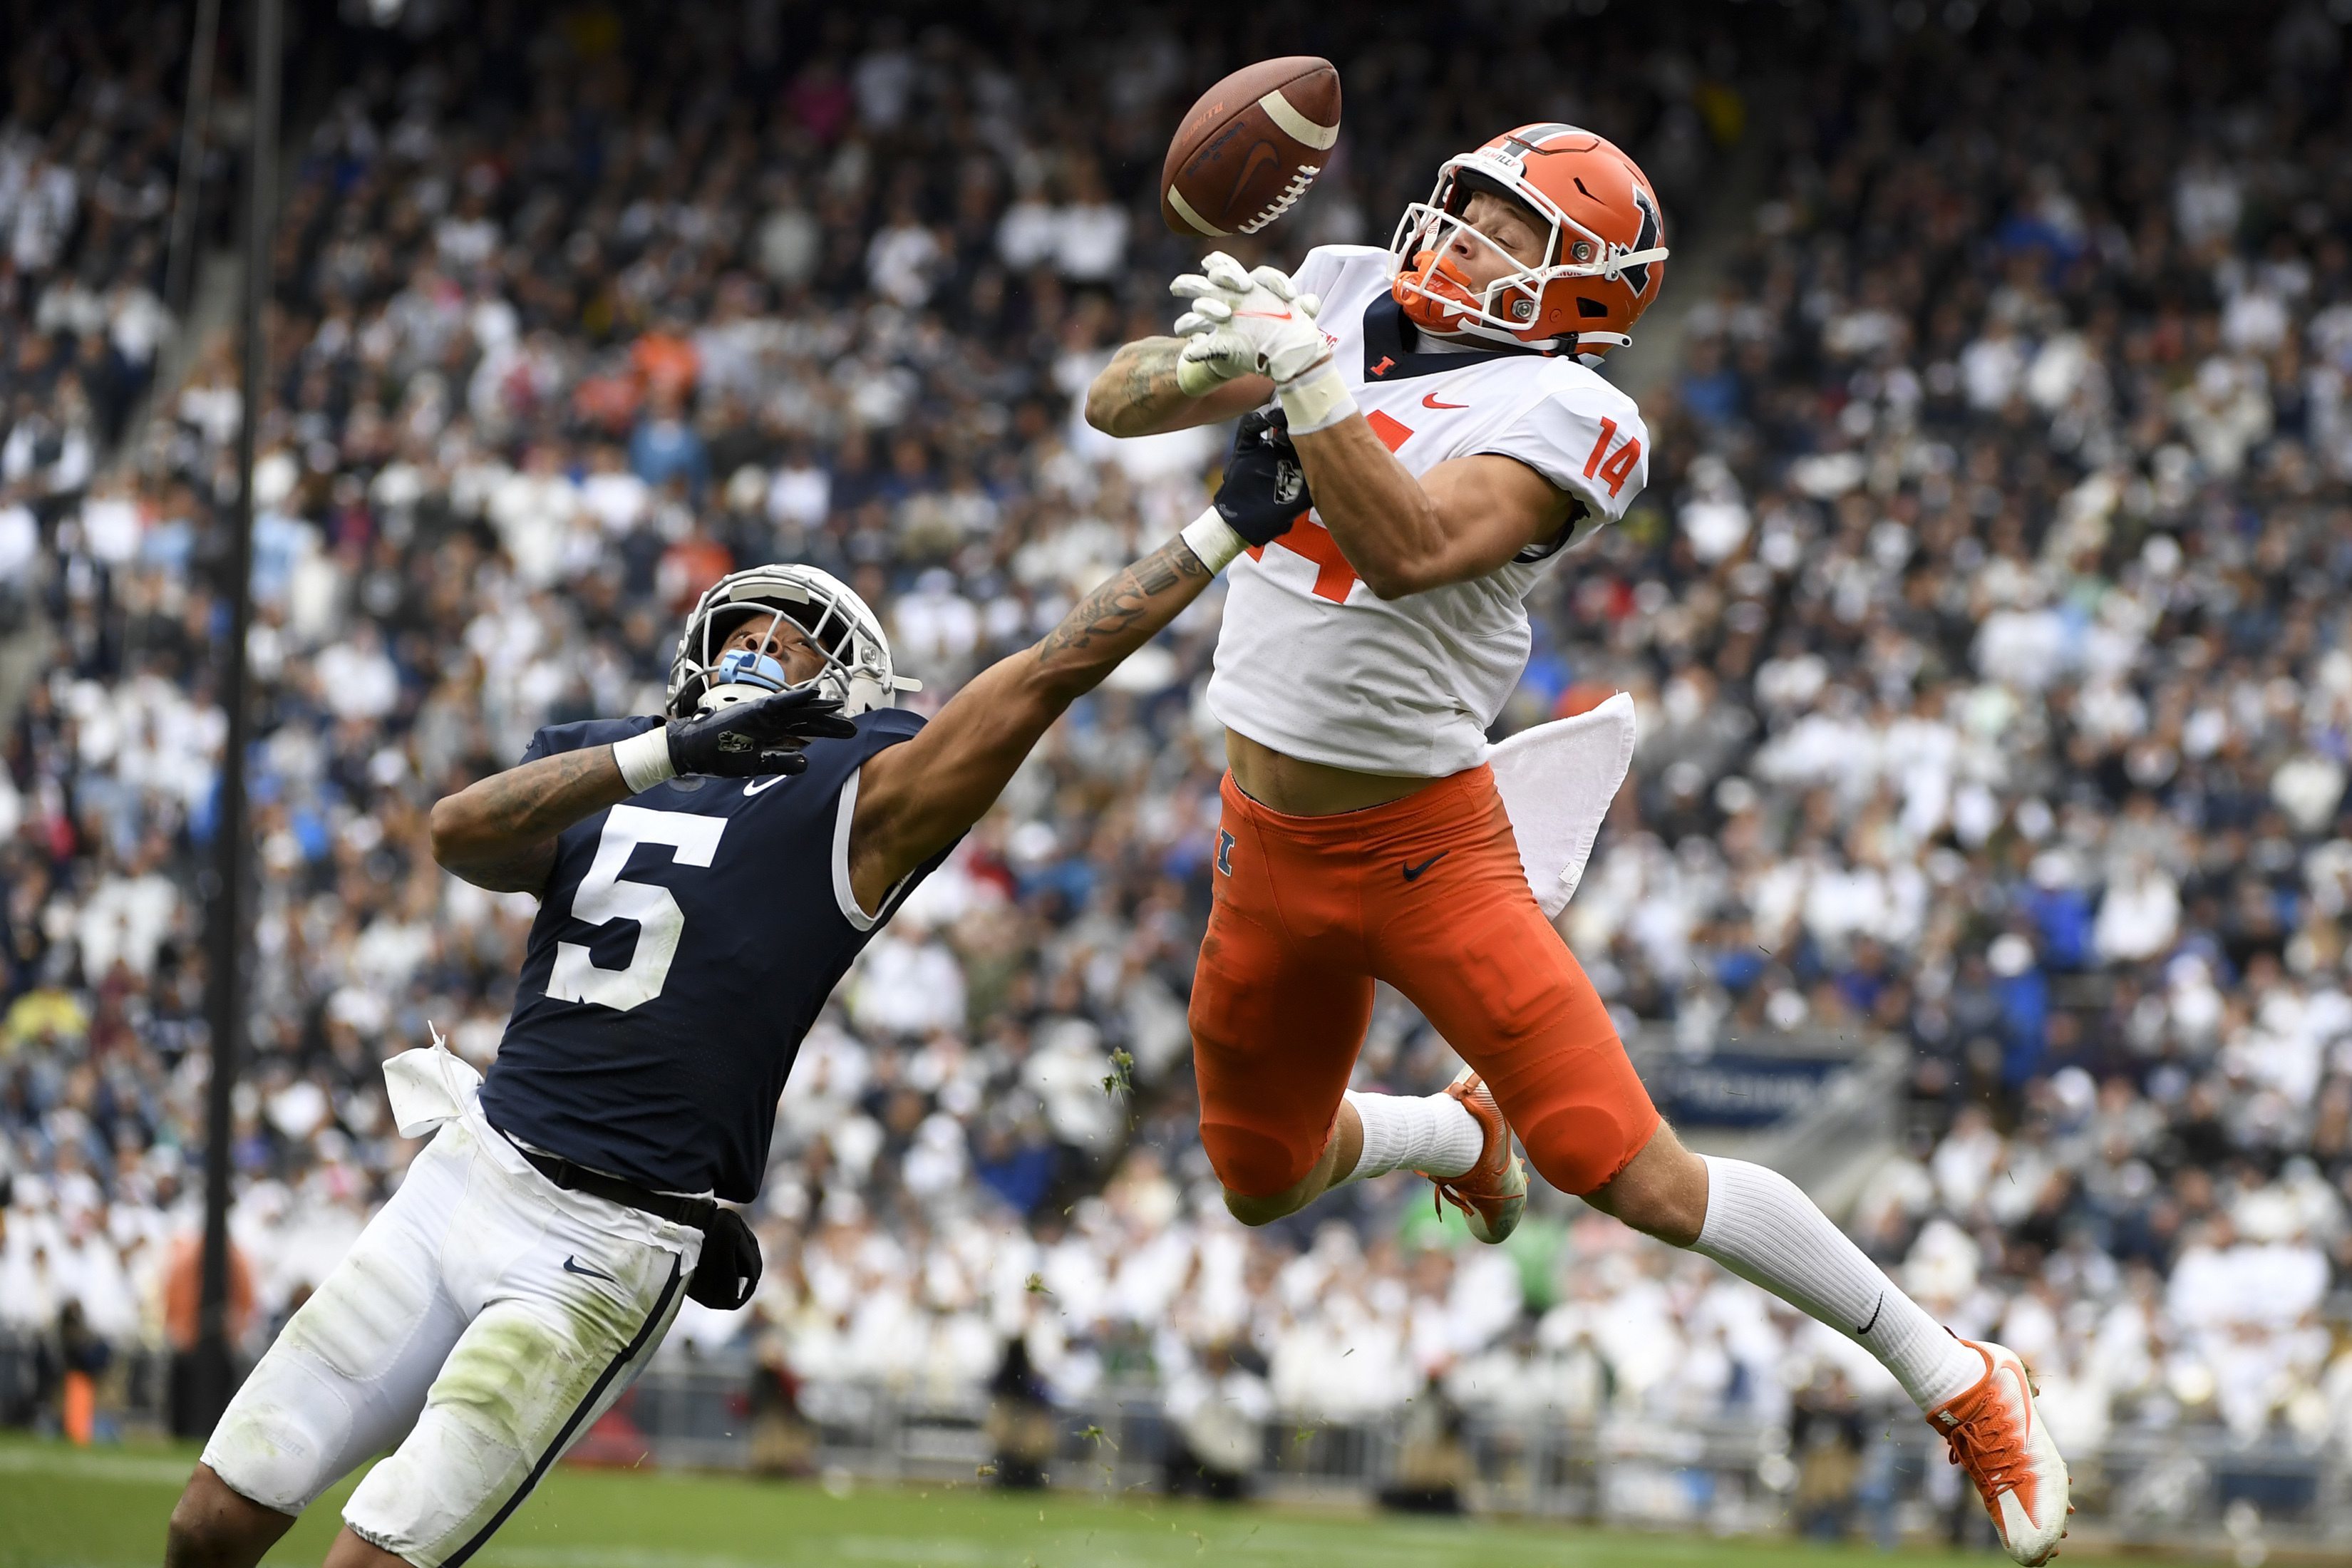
1927, 1339, 2073, 1564
1420, 1068, 1527, 1244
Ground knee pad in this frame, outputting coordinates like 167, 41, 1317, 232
200, 1352, 358, 1515
1516, 1099, 1658, 1198
1199, 1118, 1316, 1200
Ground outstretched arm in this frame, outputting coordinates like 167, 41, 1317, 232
846, 538, 1215, 912
845, 408, 1316, 915
1084, 336, 1272, 437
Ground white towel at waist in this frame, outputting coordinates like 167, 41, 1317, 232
1487, 691, 1636, 919
381, 1025, 485, 1140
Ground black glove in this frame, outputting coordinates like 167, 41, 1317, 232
664, 686, 857, 778
1214, 406, 1314, 547
687, 1206, 763, 1310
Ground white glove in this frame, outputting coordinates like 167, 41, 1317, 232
1174, 324, 1258, 396
1171, 252, 1330, 386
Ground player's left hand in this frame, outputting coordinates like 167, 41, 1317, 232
1172, 252, 1329, 385
1212, 407, 1314, 547
665, 687, 858, 778
1174, 321, 1258, 396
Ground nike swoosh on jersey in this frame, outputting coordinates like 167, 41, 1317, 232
562, 1255, 620, 1284
1401, 852, 1449, 882
1420, 391, 1468, 410
743, 774, 790, 796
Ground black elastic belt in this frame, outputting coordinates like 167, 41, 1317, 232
512, 1145, 717, 1232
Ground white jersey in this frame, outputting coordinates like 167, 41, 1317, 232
1207, 245, 1651, 777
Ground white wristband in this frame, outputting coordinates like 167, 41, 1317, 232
1276, 358, 1357, 435
1178, 506, 1247, 573
612, 726, 678, 793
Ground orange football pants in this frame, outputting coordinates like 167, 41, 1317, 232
1189, 763, 1659, 1200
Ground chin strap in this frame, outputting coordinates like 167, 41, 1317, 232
1443, 320, 1634, 357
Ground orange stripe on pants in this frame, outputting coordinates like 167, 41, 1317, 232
1188, 764, 1659, 1198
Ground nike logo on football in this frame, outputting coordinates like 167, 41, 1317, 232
1228, 143, 1280, 210
743, 775, 789, 796
1420, 392, 1468, 410
562, 1255, 619, 1284
1401, 852, 1449, 882
1857, 1293, 1883, 1336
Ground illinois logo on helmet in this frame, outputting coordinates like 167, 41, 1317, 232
1388, 123, 1669, 357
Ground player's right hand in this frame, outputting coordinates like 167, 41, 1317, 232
1172, 252, 1329, 386
1212, 408, 1314, 547
665, 687, 857, 778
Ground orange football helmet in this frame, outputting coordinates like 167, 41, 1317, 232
1389, 123, 1668, 356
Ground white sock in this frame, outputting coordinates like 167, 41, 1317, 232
1337, 1090, 1485, 1183
1691, 1155, 1983, 1411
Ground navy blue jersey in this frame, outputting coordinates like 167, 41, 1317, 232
478, 708, 947, 1201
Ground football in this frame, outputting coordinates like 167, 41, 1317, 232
1159, 56, 1341, 239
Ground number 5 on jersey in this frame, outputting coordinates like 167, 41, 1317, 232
548, 805, 727, 1012
1582, 417, 1641, 499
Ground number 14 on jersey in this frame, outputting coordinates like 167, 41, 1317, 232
1254, 406, 1641, 604
1582, 417, 1641, 499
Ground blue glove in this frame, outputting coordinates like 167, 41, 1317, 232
1213, 407, 1314, 547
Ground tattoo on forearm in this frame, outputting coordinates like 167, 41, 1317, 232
465, 746, 618, 842
1038, 540, 1210, 664
1124, 339, 1181, 401
1100, 338, 1187, 432
438, 743, 629, 891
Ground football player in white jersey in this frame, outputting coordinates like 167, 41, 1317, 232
1087, 123, 2068, 1564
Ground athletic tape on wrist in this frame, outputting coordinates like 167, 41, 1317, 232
1276, 358, 1356, 435
1178, 507, 1247, 573
612, 726, 678, 793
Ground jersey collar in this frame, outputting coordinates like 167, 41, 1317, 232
1360, 293, 1546, 384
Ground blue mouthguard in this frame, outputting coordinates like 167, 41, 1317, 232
714, 649, 791, 693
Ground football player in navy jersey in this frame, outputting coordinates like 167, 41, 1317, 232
163, 426, 1314, 1568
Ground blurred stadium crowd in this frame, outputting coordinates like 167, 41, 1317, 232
4, 0, 2352, 1510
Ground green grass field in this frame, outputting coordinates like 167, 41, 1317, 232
0, 1433, 2219, 1568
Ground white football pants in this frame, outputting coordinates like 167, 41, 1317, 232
201, 1102, 701, 1566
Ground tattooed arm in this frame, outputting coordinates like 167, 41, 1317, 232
428, 746, 634, 894
1083, 336, 1273, 438
847, 537, 1217, 912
